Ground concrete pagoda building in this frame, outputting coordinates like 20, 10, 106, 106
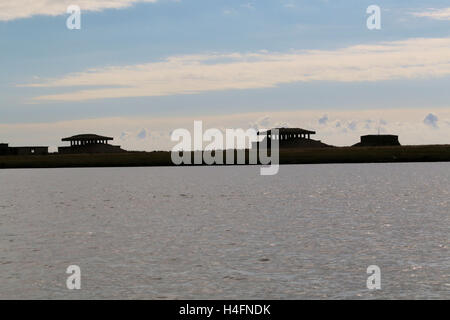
58, 134, 126, 154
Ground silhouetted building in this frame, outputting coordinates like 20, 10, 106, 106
58, 134, 126, 154
353, 135, 400, 147
253, 128, 331, 149
10, 146, 49, 155
0, 143, 8, 155
0, 143, 48, 155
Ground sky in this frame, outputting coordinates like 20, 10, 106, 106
1, 0, 450, 151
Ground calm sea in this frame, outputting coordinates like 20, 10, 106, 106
0, 163, 448, 299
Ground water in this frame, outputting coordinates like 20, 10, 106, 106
0, 163, 448, 299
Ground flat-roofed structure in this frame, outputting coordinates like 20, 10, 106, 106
62, 134, 114, 146
0, 143, 8, 155
353, 135, 401, 147
254, 127, 331, 149
10, 146, 49, 155
0, 143, 48, 155
58, 134, 126, 154
261, 128, 316, 140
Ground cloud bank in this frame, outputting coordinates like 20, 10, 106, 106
0, 0, 157, 21
412, 8, 450, 20
23, 37, 450, 102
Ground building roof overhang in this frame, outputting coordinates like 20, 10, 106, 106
62, 134, 114, 142
258, 128, 316, 135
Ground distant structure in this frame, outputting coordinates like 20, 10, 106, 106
58, 134, 126, 154
253, 128, 331, 149
353, 135, 401, 147
0, 143, 48, 155
0, 143, 8, 155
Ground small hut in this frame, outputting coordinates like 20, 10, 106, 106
353, 135, 400, 147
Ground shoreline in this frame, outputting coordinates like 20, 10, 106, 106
1, 145, 449, 169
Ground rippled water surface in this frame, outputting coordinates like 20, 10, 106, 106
0, 163, 449, 299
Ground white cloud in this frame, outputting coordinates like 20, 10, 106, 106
223, 9, 237, 16
411, 8, 450, 20
249, 116, 271, 131
22, 37, 450, 102
241, 3, 255, 10
0, 0, 158, 21
274, 121, 291, 128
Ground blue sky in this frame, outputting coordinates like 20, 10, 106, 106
1, 0, 450, 150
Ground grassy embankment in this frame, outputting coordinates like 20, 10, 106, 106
0, 145, 449, 169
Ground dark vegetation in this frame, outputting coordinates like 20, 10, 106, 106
1, 145, 449, 169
